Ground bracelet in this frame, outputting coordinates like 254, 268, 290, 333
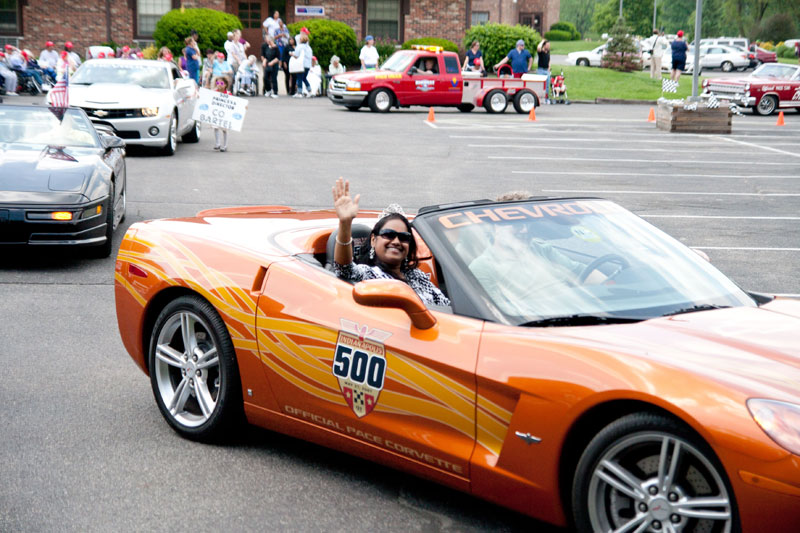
336, 237, 353, 246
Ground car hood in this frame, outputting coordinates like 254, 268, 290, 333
333, 70, 402, 82
68, 83, 170, 108
554, 303, 800, 400
0, 144, 100, 203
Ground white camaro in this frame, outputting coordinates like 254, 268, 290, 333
50, 59, 200, 156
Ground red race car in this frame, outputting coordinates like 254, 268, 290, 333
702, 62, 800, 115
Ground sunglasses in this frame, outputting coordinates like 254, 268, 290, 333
377, 229, 412, 243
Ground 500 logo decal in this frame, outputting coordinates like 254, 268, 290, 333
333, 329, 388, 418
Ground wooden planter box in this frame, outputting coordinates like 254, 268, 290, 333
656, 101, 732, 134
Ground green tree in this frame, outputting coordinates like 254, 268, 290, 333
593, 0, 657, 37
154, 8, 241, 56
561, 0, 605, 36
602, 16, 642, 70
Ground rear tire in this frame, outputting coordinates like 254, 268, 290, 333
181, 121, 200, 143
513, 90, 537, 114
483, 89, 508, 114
457, 103, 474, 112
148, 295, 244, 443
721, 61, 734, 72
368, 89, 393, 113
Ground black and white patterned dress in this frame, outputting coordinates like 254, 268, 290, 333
334, 262, 450, 307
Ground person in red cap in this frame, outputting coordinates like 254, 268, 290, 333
670, 30, 688, 82
39, 41, 59, 82
64, 41, 82, 68
0, 50, 19, 95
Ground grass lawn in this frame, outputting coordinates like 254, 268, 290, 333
549, 40, 604, 55
558, 65, 705, 101
777, 57, 799, 64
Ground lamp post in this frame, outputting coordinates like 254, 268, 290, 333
652, 0, 657, 30
691, 0, 703, 99
619, 0, 623, 17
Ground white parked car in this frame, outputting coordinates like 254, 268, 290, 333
701, 37, 750, 50
567, 44, 607, 67
696, 45, 750, 72
50, 59, 200, 156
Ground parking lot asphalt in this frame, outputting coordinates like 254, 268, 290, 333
1, 94, 798, 532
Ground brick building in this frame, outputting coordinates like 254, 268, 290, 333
1, 1, 560, 58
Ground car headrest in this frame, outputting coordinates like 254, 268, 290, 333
325, 224, 372, 271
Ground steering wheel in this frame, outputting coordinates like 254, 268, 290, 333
579, 253, 630, 284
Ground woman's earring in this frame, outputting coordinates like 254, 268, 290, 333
369, 248, 375, 259
402, 258, 409, 268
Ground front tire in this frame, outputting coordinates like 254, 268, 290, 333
161, 113, 178, 156
181, 121, 200, 143
148, 295, 243, 442
368, 88, 393, 113
484, 89, 508, 114
721, 61, 734, 72
345, 105, 360, 111
572, 413, 738, 533
88, 181, 115, 258
755, 95, 778, 116
577, 58, 589, 67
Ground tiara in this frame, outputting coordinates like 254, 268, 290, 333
380, 203, 406, 220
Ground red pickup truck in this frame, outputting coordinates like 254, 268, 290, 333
327, 45, 546, 114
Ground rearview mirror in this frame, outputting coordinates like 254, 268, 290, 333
353, 279, 437, 330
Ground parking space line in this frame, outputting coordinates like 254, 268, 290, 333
718, 136, 800, 159
491, 156, 800, 166
773, 293, 800, 297
453, 135, 800, 148
641, 215, 800, 220
543, 190, 800, 197
471, 144, 757, 155
424, 120, 438, 129
512, 171, 800, 179
693, 246, 800, 251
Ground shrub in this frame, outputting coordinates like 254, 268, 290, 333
761, 41, 775, 50
401, 37, 459, 53
776, 44, 796, 58
601, 17, 640, 72
154, 8, 241, 56
288, 19, 359, 68
141, 44, 158, 60
545, 30, 573, 41
462, 23, 541, 71
550, 21, 581, 40
367, 37, 399, 64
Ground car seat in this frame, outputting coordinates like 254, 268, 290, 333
325, 224, 372, 271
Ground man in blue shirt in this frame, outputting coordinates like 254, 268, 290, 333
494, 40, 532, 78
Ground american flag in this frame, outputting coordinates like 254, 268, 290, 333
49, 67, 69, 108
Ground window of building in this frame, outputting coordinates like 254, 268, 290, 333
239, 2, 262, 29
137, 0, 172, 37
471, 11, 489, 26
0, 0, 21, 34
367, 0, 400, 41
520, 12, 542, 36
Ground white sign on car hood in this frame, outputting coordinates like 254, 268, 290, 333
69, 83, 169, 108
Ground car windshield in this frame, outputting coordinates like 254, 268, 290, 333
380, 52, 415, 72
0, 107, 99, 147
71, 62, 170, 89
427, 199, 755, 325
751, 64, 799, 79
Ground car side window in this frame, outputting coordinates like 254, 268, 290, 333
414, 56, 439, 74
444, 56, 459, 74
171, 67, 181, 81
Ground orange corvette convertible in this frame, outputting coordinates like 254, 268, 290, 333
115, 197, 800, 532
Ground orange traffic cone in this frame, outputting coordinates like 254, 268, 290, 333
528, 106, 536, 121
426, 107, 435, 122
776, 111, 785, 126
647, 107, 656, 122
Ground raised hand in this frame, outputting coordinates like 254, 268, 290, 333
332, 177, 360, 223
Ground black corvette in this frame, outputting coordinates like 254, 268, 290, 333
0, 104, 126, 257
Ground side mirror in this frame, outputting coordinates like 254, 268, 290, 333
101, 135, 126, 150
409, 66, 418, 75
353, 279, 437, 330
691, 248, 711, 263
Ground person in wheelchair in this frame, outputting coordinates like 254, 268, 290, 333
0, 52, 19, 95
234, 55, 259, 96
4, 45, 43, 94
